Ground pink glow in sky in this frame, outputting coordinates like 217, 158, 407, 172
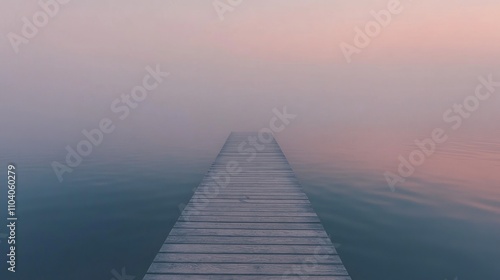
1, 0, 500, 149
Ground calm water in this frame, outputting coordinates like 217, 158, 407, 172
1, 131, 499, 280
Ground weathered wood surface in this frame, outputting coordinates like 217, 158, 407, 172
143, 132, 350, 279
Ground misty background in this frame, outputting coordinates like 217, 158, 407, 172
1, 0, 499, 154
1, 1, 500, 280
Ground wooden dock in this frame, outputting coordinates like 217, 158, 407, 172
143, 132, 351, 279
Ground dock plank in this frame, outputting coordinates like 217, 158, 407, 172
153, 253, 343, 264
164, 236, 332, 245
147, 263, 347, 275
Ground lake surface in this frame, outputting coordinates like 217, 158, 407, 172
1, 130, 499, 280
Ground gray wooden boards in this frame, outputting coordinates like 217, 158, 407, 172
143, 132, 351, 279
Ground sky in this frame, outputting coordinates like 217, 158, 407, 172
1, 0, 500, 152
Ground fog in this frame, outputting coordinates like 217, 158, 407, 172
1, 0, 499, 154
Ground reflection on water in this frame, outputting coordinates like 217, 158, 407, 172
280, 132, 500, 280
0, 132, 499, 280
